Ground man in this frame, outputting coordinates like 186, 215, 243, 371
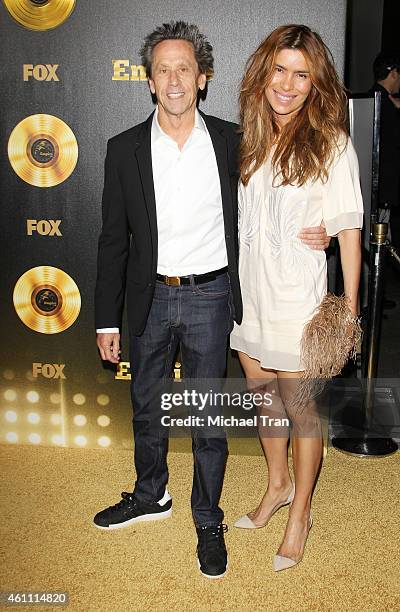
369, 52, 400, 249
93, 21, 328, 578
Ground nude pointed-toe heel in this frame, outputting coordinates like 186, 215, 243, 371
233, 514, 257, 529
273, 515, 313, 571
273, 554, 297, 571
233, 485, 295, 530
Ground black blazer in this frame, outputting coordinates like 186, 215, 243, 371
95, 110, 243, 336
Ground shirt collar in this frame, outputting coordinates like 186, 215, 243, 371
152, 106, 207, 144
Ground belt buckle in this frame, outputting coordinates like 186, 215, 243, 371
165, 275, 180, 286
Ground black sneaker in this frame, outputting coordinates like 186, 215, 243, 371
196, 524, 228, 578
93, 490, 172, 530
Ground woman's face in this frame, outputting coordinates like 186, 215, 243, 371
265, 48, 313, 126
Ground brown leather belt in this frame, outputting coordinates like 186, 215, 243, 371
156, 266, 228, 286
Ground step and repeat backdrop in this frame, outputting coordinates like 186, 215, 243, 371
0, 0, 346, 449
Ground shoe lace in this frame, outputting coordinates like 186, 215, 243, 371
199, 524, 228, 552
110, 491, 137, 511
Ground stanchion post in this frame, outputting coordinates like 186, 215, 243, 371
332, 90, 397, 456
332, 224, 398, 456
364, 224, 387, 426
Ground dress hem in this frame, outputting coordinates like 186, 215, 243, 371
230, 345, 305, 373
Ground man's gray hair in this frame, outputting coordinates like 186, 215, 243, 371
140, 21, 214, 78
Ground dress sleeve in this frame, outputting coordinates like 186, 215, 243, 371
322, 136, 364, 237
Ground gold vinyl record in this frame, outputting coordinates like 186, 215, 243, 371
8, 114, 78, 188
3, 0, 75, 31
13, 266, 81, 334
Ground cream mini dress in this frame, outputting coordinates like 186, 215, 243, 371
230, 137, 363, 371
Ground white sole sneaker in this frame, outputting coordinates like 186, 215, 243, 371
94, 507, 172, 530
197, 558, 228, 579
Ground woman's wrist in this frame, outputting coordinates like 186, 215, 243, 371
345, 295, 358, 317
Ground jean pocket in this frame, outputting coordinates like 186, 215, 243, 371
193, 273, 230, 298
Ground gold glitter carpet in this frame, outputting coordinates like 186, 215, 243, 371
0, 445, 399, 611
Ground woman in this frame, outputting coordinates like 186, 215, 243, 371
230, 25, 363, 571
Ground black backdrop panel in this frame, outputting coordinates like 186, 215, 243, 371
0, 0, 346, 449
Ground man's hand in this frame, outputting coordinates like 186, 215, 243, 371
298, 223, 331, 251
97, 332, 121, 364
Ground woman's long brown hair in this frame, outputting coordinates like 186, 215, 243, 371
239, 24, 348, 186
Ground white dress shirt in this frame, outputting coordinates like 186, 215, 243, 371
97, 107, 227, 333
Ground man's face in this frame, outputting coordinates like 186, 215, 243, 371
392, 69, 400, 93
148, 39, 206, 119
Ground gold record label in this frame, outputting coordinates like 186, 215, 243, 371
8, 114, 78, 187
13, 266, 81, 334
3, 0, 75, 31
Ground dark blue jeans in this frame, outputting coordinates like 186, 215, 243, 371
129, 272, 234, 526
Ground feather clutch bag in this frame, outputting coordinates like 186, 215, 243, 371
295, 293, 362, 407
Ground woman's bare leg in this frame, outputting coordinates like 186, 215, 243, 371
276, 371, 323, 561
237, 352, 293, 526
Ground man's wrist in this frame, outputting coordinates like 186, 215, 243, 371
96, 327, 120, 333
